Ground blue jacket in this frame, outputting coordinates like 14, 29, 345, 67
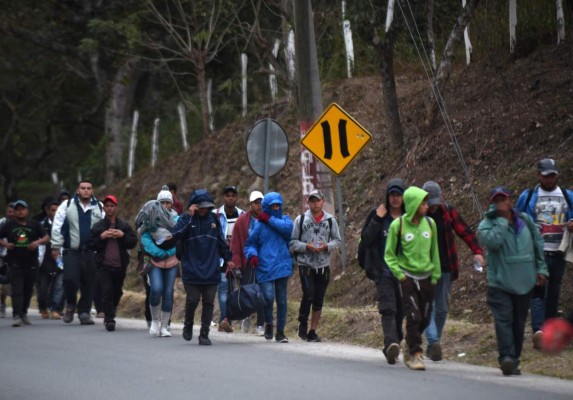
244, 192, 293, 283
172, 190, 232, 285
516, 185, 573, 220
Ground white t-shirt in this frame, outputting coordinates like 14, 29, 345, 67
535, 187, 569, 251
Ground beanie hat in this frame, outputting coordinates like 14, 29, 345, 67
157, 185, 173, 204
422, 181, 442, 206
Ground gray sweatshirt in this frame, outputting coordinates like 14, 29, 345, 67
290, 210, 341, 269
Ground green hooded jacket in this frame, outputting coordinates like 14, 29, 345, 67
384, 186, 441, 283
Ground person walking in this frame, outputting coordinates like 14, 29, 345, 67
0, 202, 16, 318
421, 181, 485, 361
360, 178, 406, 364
87, 195, 137, 332
213, 185, 244, 333
51, 179, 104, 325
244, 192, 293, 343
0, 200, 49, 326
478, 186, 548, 375
384, 186, 440, 371
172, 189, 234, 345
229, 190, 266, 336
290, 189, 341, 342
516, 158, 573, 349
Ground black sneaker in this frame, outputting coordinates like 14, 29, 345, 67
429, 342, 442, 361
385, 343, 400, 365
105, 321, 116, 332
264, 323, 274, 340
63, 306, 75, 324
79, 314, 95, 325
307, 330, 321, 342
500, 356, 515, 376
297, 322, 308, 341
275, 331, 289, 343
198, 335, 212, 345
182, 324, 193, 341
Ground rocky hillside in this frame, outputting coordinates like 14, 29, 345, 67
111, 43, 573, 322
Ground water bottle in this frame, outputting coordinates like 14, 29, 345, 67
473, 260, 483, 272
56, 256, 64, 270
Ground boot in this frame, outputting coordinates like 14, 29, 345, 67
182, 323, 193, 341
199, 327, 211, 345
160, 312, 172, 337
149, 305, 161, 336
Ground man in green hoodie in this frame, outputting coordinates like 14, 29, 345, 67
384, 186, 440, 371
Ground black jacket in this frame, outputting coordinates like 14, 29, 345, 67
361, 209, 396, 282
87, 217, 138, 270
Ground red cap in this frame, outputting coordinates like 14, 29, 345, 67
103, 195, 118, 205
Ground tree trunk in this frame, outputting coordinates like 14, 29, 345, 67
427, 0, 437, 72
193, 52, 212, 136
104, 56, 140, 186
425, 0, 480, 126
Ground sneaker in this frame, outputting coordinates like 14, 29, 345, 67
241, 318, 251, 333
50, 311, 62, 320
183, 324, 193, 341
40, 309, 50, 319
405, 352, 426, 371
21, 314, 31, 325
105, 321, 116, 332
149, 321, 160, 336
160, 326, 172, 337
298, 322, 308, 341
12, 317, 23, 327
0, 304, 6, 318
79, 313, 95, 325
500, 356, 515, 376
219, 318, 233, 333
264, 323, 274, 340
429, 342, 442, 361
275, 331, 289, 343
198, 335, 212, 345
96, 312, 105, 319
307, 330, 321, 342
385, 343, 400, 365
63, 306, 75, 324
532, 330, 543, 350
401, 340, 411, 364
256, 325, 265, 336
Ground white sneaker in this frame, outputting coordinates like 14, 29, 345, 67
149, 321, 160, 336
160, 326, 172, 337
241, 318, 251, 333
256, 325, 265, 336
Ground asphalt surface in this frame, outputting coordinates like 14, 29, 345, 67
1, 312, 572, 400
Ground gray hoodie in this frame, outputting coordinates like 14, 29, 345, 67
290, 210, 341, 269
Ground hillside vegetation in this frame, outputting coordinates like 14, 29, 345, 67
112, 43, 573, 378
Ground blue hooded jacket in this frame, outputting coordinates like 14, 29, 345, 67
172, 189, 231, 285
244, 192, 293, 283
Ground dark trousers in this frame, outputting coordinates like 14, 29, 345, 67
63, 250, 96, 315
487, 286, 531, 365
400, 276, 434, 355
142, 275, 152, 324
298, 265, 330, 324
97, 266, 126, 323
37, 270, 59, 311
9, 267, 37, 317
530, 252, 566, 331
184, 283, 217, 333
376, 274, 404, 350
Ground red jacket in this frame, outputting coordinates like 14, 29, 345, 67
230, 210, 254, 269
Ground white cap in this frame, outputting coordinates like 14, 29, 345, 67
157, 185, 173, 204
249, 191, 264, 203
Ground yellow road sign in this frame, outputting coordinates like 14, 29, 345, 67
301, 103, 372, 175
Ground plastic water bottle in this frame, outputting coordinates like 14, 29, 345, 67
56, 256, 64, 270
473, 260, 483, 273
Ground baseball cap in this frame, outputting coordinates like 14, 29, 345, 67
488, 186, 511, 201
307, 189, 324, 201
223, 185, 238, 194
538, 158, 558, 176
103, 195, 118, 205
249, 191, 264, 203
422, 181, 442, 206
12, 200, 28, 209
197, 200, 215, 209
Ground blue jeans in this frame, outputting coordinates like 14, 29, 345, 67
148, 266, 178, 313
218, 272, 228, 322
260, 277, 289, 332
531, 253, 566, 332
425, 272, 451, 347
50, 272, 64, 312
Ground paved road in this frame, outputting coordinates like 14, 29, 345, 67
1, 313, 572, 400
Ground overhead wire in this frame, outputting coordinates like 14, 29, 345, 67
396, 0, 484, 218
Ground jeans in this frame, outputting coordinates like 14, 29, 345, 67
97, 266, 126, 323
260, 277, 289, 332
425, 271, 452, 346
9, 267, 37, 317
218, 272, 228, 322
375, 274, 404, 350
38, 271, 59, 311
530, 253, 566, 332
62, 250, 96, 315
488, 286, 531, 365
148, 266, 178, 313
50, 272, 64, 312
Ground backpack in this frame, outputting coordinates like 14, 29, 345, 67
522, 185, 573, 215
